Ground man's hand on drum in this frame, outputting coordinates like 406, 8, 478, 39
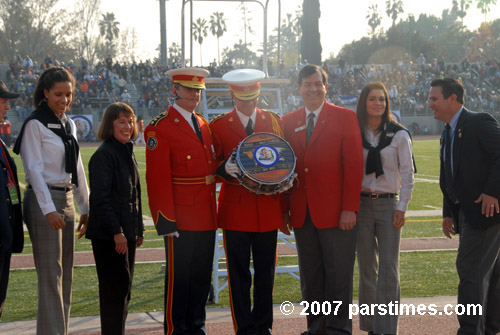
225, 159, 241, 178
279, 173, 298, 193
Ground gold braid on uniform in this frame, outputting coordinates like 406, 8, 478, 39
209, 112, 228, 125
262, 109, 283, 138
149, 111, 168, 126
196, 112, 213, 136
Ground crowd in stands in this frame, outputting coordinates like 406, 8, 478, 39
4, 53, 500, 135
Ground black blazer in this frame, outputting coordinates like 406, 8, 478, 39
0, 140, 23, 253
440, 108, 500, 230
86, 138, 144, 241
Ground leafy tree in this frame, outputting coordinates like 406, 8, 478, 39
273, 9, 302, 66
192, 18, 208, 66
209, 12, 227, 65
477, 0, 498, 22
116, 27, 137, 63
386, 0, 404, 27
0, 0, 70, 63
222, 39, 258, 67
367, 4, 382, 37
68, 0, 103, 65
300, 0, 322, 65
468, 20, 500, 60
99, 12, 120, 58
168, 42, 182, 66
452, 0, 473, 27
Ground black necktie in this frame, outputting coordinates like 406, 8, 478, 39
306, 113, 315, 144
191, 113, 203, 143
444, 124, 457, 202
245, 118, 253, 136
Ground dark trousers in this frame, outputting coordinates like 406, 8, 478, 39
224, 229, 277, 335
294, 209, 357, 335
457, 210, 500, 335
164, 230, 215, 335
92, 239, 137, 335
0, 249, 11, 319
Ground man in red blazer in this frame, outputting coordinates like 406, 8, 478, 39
283, 64, 363, 335
145, 67, 218, 335
211, 69, 289, 335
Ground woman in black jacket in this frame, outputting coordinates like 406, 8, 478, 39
86, 102, 144, 335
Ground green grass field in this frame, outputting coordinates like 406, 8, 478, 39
2, 138, 455, 322
9, 137, 442, 218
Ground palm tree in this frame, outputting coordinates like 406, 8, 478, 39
385, 0, 404, 28
192, 18, 208, 66
366, 4, 382, 37
99, 12, 120, 56
452, 0, 472, 27
477, 0, 497, 22
209, 12, 227, 65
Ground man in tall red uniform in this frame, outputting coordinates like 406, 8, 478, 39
283, 64, 363, 335
145, 68, 218, 335
210, 69, 289, 335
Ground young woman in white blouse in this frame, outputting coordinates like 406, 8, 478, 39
355, 82, 415, 335
13, 67, 89, 335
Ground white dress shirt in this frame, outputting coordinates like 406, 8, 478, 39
20, 116, 89, 215
235, 108, 256, 129
361, 128, 414, 212
305, 101, 324, 128
174, 103, 198, 133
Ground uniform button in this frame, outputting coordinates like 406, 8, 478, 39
305, 168, 309, 172
208, 160, 212, 164
204, 145, 207, 148
187, 155, 191, 160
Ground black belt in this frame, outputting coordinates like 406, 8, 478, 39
27, 184, 73, 192
361, 192, 397, 199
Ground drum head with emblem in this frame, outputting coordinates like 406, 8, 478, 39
236, 132, 295, 194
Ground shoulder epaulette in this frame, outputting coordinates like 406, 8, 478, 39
149, 111, 168, 127
262, 109, 282, 120
195, 112, 209, 125
210, 112, 229, 124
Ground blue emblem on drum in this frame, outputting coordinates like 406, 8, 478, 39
147, 136, 158, 150
253, 145, 279, 167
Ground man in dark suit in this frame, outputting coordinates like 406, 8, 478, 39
0, 81, 23, 318
430, 78, 500, 335
283, 65, 363, 335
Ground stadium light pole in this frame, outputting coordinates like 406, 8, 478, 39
159, 0, 169, 67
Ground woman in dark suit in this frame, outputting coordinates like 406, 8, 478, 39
86, 102, 144, 335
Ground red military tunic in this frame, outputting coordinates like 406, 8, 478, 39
145, 105, 218, 233
210, 108, 285, 232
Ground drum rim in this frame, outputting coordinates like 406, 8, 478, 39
235, 132, 296, 185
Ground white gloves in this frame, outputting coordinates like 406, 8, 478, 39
163, 231, 180, 238
225, 160, 241, 179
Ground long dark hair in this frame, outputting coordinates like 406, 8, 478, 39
33, 67, 76, 108
356, 82, 395, 132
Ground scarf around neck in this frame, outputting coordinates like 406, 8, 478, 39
13, 101, 80, 186
362, 121, 416, 178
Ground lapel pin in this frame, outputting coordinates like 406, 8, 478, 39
174, 118, 179, 123
298, 120, 302, 126
262, 115, 266, 119
458, 129, 462, 138
229, 117, 233, 122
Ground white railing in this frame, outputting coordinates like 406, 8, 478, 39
210, 231, 300, 304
